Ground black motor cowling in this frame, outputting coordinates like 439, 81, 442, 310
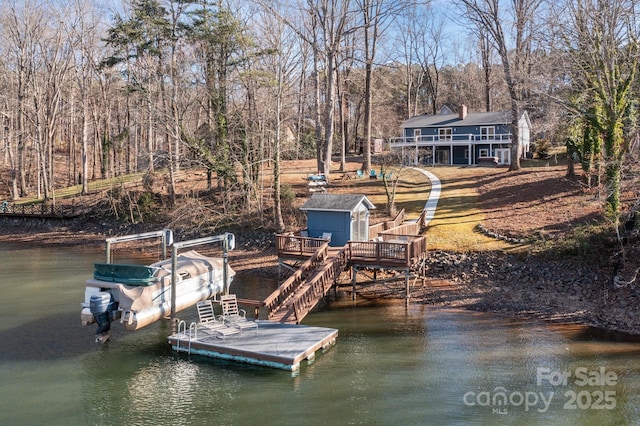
90, 292, 118, 340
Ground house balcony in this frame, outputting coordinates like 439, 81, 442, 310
388, 133, 512, 148
389, 133, 514, 166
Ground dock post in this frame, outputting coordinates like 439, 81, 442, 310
352, 266, 358, 300
405, 270, 410, 306
170, 245, 178, 323
223, 234, 229, 294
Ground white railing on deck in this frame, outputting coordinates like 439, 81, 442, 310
389, 133, 512, 147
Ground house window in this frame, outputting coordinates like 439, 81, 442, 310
479, 148, 489, 157
480, 126, 495, 140
464, 149, 469, 159
439, 128, 452, 141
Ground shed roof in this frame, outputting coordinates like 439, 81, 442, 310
300, 193, 376, 213
401, 110, 524, 129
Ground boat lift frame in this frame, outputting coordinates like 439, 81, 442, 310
170, 233, 235, 324
102, 229, 234, 329
105, 229, 173, 263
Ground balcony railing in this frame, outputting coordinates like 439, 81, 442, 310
389, 133, 512, 147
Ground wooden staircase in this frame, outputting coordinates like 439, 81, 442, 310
263, 244, 347, 324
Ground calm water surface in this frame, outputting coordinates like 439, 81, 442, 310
1, 244, 639, 425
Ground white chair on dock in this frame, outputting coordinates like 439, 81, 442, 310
196, 300, 241, 341
220, 294, 258, 334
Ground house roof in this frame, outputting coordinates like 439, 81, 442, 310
401, 110, 522, 129
300, 193, 376, 213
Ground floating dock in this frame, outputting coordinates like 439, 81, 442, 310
168, 320, 338, 371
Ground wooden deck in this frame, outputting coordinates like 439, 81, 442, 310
347, 235, 427, 268
168, 320, 338, 371
265, 230, 428, 324
276, 233, 427, 269
275, 234, 328, 259
167, 214, 426, 370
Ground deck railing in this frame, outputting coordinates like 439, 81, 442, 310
263, 241, 329, 319
389, 133, 512, 146
381, 222, 421, 236
369, 209, 406, 240
275, 234, 328, 258
368, 223, 386, 240
267, 233, 428, 322
291, 248, 347, 323
348, 234, 427, 268
348, 240, 409, 266
0, 202, 74, 217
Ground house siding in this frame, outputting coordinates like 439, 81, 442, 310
453, 146, 468, 164
405, 123, 512, 141
307, 210, 351, 247
393, 109, 531, 166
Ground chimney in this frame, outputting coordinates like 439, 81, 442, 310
458, 105, 467, 120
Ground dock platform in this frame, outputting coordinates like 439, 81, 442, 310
168, 320, 338, 371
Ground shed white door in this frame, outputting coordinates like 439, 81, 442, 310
351, 207, 369, 242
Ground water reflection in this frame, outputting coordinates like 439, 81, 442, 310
1, 244, 640, 425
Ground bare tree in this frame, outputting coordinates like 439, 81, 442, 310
2, 0, 46, 199
478, 28, 493, 112
356, 0, 401, 174
66, 0, 103, 195
252, 10, 302, 231
262, 0, 355, 178
457, 0, 542, 171
314, 0, 355, 177
30, 4, 74, 202
393, 9, 422, 118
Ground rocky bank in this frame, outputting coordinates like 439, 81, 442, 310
411, 250, 640, 336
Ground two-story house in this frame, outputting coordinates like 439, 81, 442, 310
389, 105, 531, 166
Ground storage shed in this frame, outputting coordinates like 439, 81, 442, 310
300, 193, 376, 247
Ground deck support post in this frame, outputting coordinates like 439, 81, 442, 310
405, 270, 410, 306
352, 266, 358, 300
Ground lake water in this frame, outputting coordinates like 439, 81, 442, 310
1, 243, 639, 425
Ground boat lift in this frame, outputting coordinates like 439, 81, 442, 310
82, 229, 235, 341
169, 233, 235, 325
104, 229, 173, 263
103, 229, 235, 321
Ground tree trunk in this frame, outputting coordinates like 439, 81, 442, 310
313, 45, 323, 173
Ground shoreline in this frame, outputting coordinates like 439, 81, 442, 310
2, 220, 638, 338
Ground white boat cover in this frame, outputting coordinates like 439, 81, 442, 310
86, 250, 234, 312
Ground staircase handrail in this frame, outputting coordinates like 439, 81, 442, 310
291, 248, 347, 323
263, 242, 329, 318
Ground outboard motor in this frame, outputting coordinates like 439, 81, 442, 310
90, 292, 118, 343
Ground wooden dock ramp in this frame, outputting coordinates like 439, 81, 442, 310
264, 239, 347, 324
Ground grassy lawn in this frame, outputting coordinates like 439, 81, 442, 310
325, 162, 515, 252
14, 173, 145, 205
422, 167, 512, 252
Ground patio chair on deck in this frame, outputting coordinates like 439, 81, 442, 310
220, 294, 258, 334
196, 300, 241, 341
